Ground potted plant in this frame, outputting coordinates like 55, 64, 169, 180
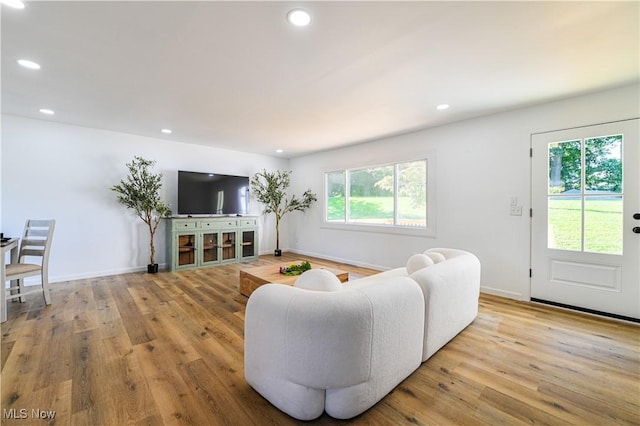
250, 169, 317, 256
112, 156, 171, 273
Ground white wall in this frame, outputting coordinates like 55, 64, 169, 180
2, 84, 638, 298
288, 84, 640, 300
0, 115, 287, 281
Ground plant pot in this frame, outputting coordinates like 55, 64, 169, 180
274, 249, 282, 257
147, 263, 159, 274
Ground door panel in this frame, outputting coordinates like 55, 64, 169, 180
531, 119, 639, 319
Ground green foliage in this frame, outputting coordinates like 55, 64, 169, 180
549, 136, 622, 193
327, 195, 346, 220
349, 166, 393, 197
279, 260, 312, 276
327, 171, 345, 197
549, 140, 581, 192
250, 169, 317, 250
111, 156, 171, 265
375, 160, 426, 208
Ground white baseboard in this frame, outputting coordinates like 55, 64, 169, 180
45, 263, 167, 284
480, 285, 525, 301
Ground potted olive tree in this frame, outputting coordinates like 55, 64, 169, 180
112, 156, 171, 273
250, 169, 317, 256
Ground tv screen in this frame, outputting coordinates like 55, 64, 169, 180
178, 171, 249, 215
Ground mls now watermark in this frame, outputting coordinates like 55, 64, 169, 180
3, 409, 56, 420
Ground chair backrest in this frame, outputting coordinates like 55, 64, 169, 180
18, 220, 55, 269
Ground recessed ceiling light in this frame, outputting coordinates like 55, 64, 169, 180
39, 108, 54, 115
161, 129, 172, 134
287, 9, 311, 27
17, 59, 40, 70
2, 0, 26, 9
276, 149, 284, 153
436, 104, 450, 110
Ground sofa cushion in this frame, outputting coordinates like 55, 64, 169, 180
406, 253, 434, 274
425, 251, 446, 264
294, 269, 343, 292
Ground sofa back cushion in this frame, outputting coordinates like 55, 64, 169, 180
294, 269, 343, 292
425, 251, 446, 264
406, 253, 434, 274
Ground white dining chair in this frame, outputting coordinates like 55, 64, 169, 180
3, 219, 55, 321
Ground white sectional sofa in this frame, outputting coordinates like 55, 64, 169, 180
244, 248, 481, 420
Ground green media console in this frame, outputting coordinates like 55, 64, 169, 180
166, 216, 259, 271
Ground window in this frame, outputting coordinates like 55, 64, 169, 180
325, 159, 429, 231
547, 134, 623, 254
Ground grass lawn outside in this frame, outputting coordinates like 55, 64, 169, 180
548, 197, 622, 254
328, 196, 622, 253
327, 196, 426, 226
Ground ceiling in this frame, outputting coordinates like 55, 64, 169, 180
2, 1, 638, 158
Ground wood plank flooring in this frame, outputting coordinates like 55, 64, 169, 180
1, 253, 639, 425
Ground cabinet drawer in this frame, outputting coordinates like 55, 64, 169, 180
240, 218, 258, 227
198, 220, 218, 229
219, 220, 238, 228
173, 221, 197, 230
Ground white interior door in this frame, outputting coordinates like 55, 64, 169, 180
531, 119, 639, 320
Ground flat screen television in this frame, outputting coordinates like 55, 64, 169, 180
177, 171, 249, 216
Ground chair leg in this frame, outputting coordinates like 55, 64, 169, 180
17, 278, 26, 303
1, 275, 6, 324
42, 273, 52, 305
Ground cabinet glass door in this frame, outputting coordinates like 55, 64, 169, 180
177, 233, 197, 268
241, 230, 256, 259
201, 232, 219, 264
221, 231, 236, 261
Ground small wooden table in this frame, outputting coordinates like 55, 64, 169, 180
239, 261, 349, 297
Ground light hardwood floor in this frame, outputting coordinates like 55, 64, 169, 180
1, 254, 638, 425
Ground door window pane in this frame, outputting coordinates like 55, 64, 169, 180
548, 140, 581, 194
548, 196, 582, 251
585, 135, 622, 193
585, 195, 623, 254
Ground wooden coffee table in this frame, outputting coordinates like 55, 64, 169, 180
239, 261, 349, 297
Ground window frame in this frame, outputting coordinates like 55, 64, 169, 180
322, 155, 436, 237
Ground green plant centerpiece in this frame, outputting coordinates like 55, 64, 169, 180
279, 260, 311, 276
111, 156, 171, 273
250, 169, 317, 256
